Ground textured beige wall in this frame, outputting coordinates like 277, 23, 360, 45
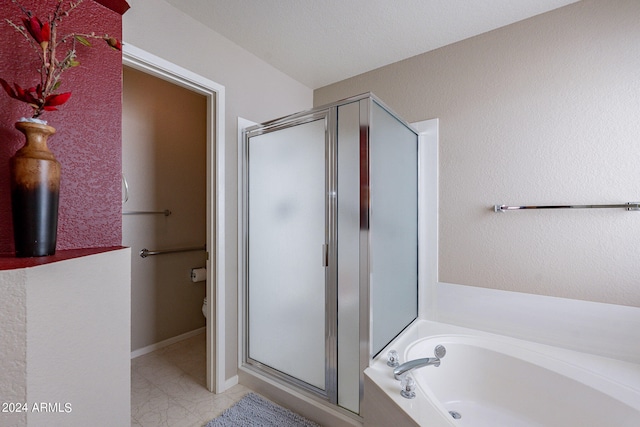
315, 0, 640, 307
123, 67, 208, 351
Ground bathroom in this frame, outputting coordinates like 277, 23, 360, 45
0, 0, 639, 426
122, 65, 209, 358
131, 0, 639, 423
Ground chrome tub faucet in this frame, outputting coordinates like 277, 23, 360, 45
393, 344, 446, 380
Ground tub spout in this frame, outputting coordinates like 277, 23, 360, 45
393, 344, 446, 380
393, 357, 440, 379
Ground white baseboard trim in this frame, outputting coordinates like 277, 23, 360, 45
131, 327, 206, 359
222, 375, 239, 392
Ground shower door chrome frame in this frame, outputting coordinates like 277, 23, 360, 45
363, 97, 420, 360
358, 96, 420, 410
240, 92, 419, 416
358, 98, 372, 411
241, 108, 339, 404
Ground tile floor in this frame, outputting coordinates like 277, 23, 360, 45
131, 332, 252, 427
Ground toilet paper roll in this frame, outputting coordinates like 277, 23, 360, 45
190, 267, 207, 283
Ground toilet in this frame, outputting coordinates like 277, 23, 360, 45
202, 297, 207, 318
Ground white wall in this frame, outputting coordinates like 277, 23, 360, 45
0, 269, 27, 427
0, 249, 131, 427
123, 0, 313, 381
315, 0, 640, 308
436, 282, 640, 364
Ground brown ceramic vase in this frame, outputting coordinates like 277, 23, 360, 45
10, 121, 61, 257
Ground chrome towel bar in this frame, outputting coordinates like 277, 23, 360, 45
123, 209, 172, 216
139, 245, 206, 258
494, 202, 640, 212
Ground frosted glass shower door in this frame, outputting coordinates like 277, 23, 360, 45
369, 101, 418, 356
247, 117, 328, 391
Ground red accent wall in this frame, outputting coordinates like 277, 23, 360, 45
0, 0, 126, 254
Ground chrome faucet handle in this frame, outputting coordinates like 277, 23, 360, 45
400, 375, 416, 399
434, 344, 446, 359
387, 349, 400, 367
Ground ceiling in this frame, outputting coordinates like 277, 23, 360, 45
164, 0, 580, 89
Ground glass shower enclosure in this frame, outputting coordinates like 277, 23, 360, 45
240, 93, 418, 415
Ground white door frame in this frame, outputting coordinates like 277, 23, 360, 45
122, 44, 227, 393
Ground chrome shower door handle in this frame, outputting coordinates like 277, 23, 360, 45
322, 243, 329, 267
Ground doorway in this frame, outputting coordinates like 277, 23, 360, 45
123, 64, 207, 353
122, 44, 226, 393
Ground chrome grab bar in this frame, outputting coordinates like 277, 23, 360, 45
139, 245, 206, 258
123, 209, 172, 216
121, 173, 171, 215
494, 202, 640, 213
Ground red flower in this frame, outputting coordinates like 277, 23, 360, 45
22, 16, 51, 47
0, 78, 71, 114
2, 1, 119, 118
105, 37, 122, 51
43, 92, 72, 111
0, 78, 37, 106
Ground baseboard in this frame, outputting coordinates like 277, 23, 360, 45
130, 326, 206, 359
223, 375, 239, 391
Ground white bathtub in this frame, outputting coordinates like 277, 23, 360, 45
364, 320, 640, 427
